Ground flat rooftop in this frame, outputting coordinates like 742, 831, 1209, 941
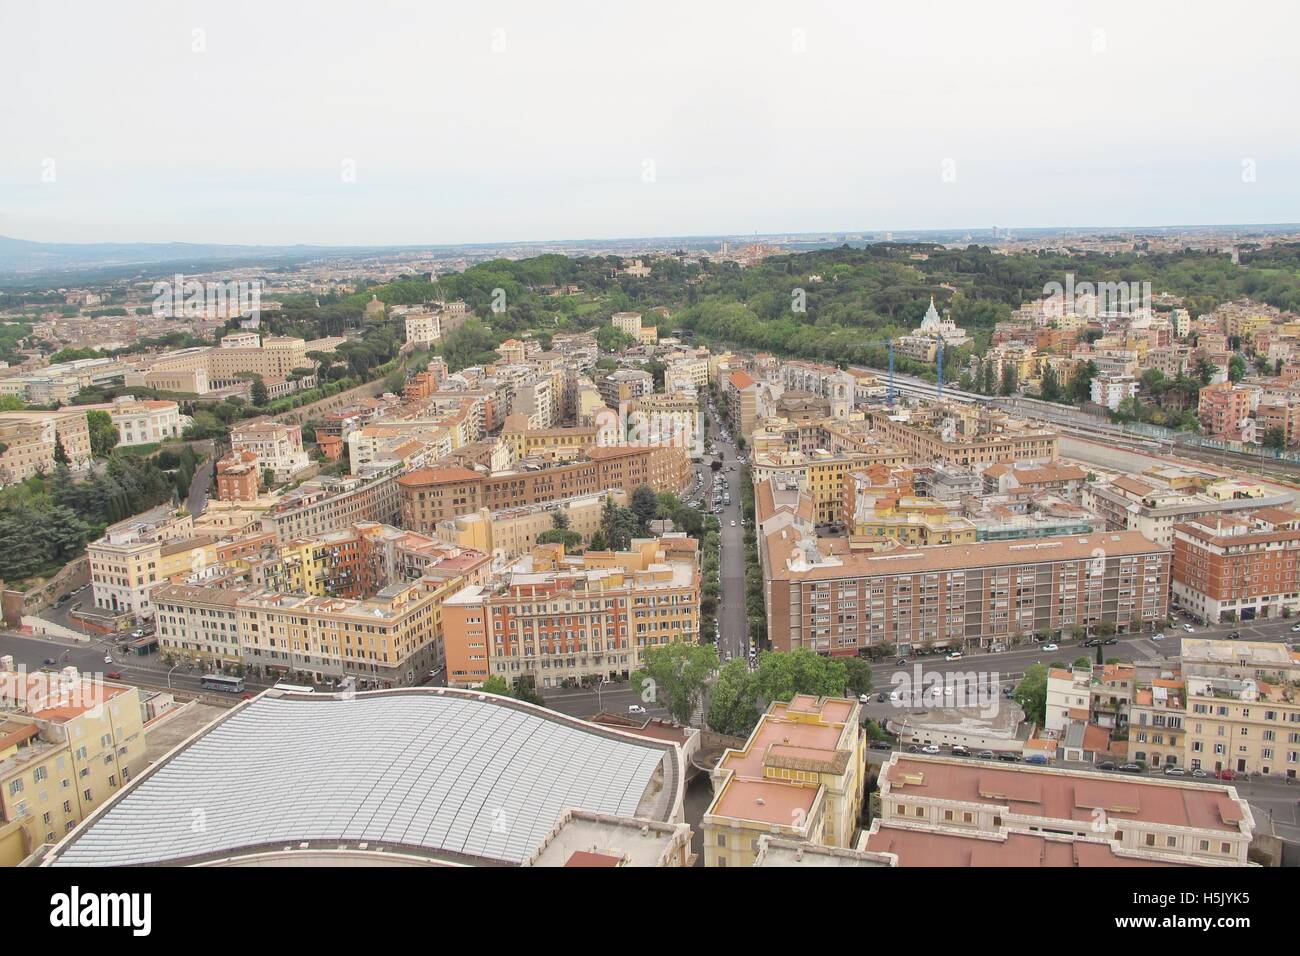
862, 823, 1199, 867
884, 755, 1249, 834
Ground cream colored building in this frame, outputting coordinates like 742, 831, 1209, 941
88, 505, 196, 620
231, 420, 310, 482
439, 491, 627, 560
0, 671, 147, 864
703, 695, 865, 867
108, 396, 185, 446
0, 409, 92, 483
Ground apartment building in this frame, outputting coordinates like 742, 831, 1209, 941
702, 695, 864, 867
0, 409, 92, 483
611, 311, 643, 339
404, 310, 442, 347
0, 670, 146, 865
259, 471, 401, 542
441, 538, 700, 689
598, 368, 654, 408
230, 420, 310, 483
439, 491, 627, 559
762, 529, 1169, 654
865, 406, 1059, 467
1129, 676, 1187, 770
397, 445, 689, 534
1255, 398, 1300, 449
1198, 382, 1254, 441
1082, 472, 1289, 547
500, 415, 599, 461
1172, 508, 1300, 623
752, 449, 910, 525
876, 753, 1253, 865
1181, 639, 1300, 777
152, 583, 247, 667
126, 335, 309, 391
87, 505, 197, 620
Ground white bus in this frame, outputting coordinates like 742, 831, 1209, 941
200, 674, 245, 694
272, 683, 315, 695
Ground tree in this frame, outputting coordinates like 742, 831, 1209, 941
706, 659, 760, 737
1195, 357, 1219, 385
1228, 354, 1246, 383
752, 648, 847, 704
1012, 663, 1048, 725
480, 675, 511, 696
262, 467, 276, 490
631, 485, 658, 532
1263, 425, 1287, 450
251, 376, 270, 407
86, 409, 118, 458
1039, 363, 1061, 402
631, 642, 719, 725
843, 657, 873, 698
511, 675, 545, 706
53, 438, 69, 466
999, 363, 1018, 397
537, 528, 582, 551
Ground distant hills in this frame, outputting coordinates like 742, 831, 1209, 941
0, 235, 357, 278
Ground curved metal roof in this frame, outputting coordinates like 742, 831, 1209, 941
49, 691, 674, 866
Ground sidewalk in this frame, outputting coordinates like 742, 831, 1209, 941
20, 617, 89, 642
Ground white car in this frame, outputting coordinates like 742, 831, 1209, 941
103, 655, 113, 664
1041, 643, 1059, 652
1291, 624, 1300, 632
945, 652, 963, 661
1183, 623, 1195, 633
921, 744, 941, 755
730, 520, 736, 527
1152, 632, 1165, 641
627, 705, 646, 715
858, 693, 871, 704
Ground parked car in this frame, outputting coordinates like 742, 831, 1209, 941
131, 629, 145, 639
950, 745, 971, 757
1119, 763, 1142, 773
105, 671, 122, 680
1097, 760, 1117, 771
1002, 686, 1014, 698
1103, 638, 1119, 645
1216, 769, 1237, 781
858, 694, 871, 704
627, 705, 646, 715
1191, 768, 1209, 778
1024, 755, 1049, 766
976, 750, 995, 760
996, 752, 1020, 762
921, 744, 941, 755
907, 745, 919, 753
730, 520, 736, 527
869, 741, 891, 751
876, 692, 886, 703
1041, 643, 1059, 652
944, 652, 963, 661
1163, 766, 1187, 776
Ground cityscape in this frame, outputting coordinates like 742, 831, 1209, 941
2, 0, 1296, 930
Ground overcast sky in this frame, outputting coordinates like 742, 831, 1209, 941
3, 0, 1298, 245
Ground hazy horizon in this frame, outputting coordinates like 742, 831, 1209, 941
5, 0, 1299, 246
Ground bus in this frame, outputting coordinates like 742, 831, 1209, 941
200, 674, 245, 693
272, 683, 315, 695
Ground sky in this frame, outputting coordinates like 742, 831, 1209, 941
2, 0, 1299, 246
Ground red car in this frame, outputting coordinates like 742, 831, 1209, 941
105, 671, 122, 680
1216, 769, 1237, 781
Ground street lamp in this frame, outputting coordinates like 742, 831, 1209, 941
596, 678, 611, 714
166, 662, 180, 689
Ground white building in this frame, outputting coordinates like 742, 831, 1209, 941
405, 310, 442, 348
230, 421, 311, 483
1090, 373, 1140, 411
109, 397, 186, 447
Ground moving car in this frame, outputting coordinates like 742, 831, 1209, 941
1118, 762, 1142, 773
1183, 623, 1195, 633
944, 652, 963, 661
1227, 631, 1241, 640
1097, 760, 1117, 771
627, 705, 646, 715
1103, 637, 1119, 645
42, 657, 57, 666
103, 655, 113, 664
1041, 643, 1059, 651
1215, 769, 1237, 781
895, 658, 907, 667
730, 520, 736, 527
1291, 624, 1300, 632
1152, 633, 1165, 641
858, 694, 871, 704
131, 628, 145, 639
105, 671, 122, 680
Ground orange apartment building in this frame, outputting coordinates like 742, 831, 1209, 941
1198, 382, 1253, 441
441, 538, 700, 689
762, 529, 1170, 654
1171, 507, 1300, 623
397, 445, 690, 533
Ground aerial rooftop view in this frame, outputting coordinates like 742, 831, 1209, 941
0, 0, 1293, 936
